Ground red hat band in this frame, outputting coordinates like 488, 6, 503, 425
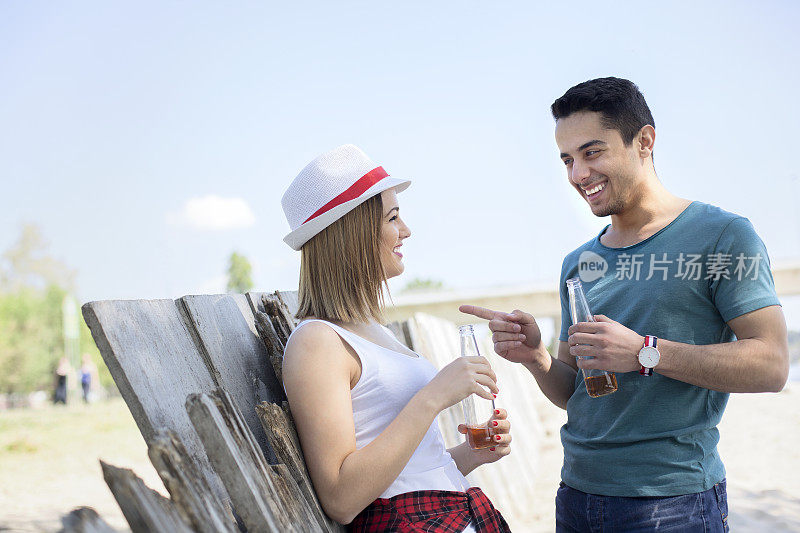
302, 166, 389, 224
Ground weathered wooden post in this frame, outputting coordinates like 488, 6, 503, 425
71, 289, 542, 531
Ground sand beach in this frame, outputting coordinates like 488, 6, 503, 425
523, 380, 800, 532
1, 380, 798, 531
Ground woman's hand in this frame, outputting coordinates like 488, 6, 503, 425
422, 356, 498, 412
457, 408, 511, 464
449, 408, 512, 475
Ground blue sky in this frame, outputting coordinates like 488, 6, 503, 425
2, 1, 799, 321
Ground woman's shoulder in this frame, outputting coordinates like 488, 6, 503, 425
286, 319, 342, 354
283, 320, 360, 387
284, 319, 361, 371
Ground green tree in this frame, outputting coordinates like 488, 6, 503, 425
226, 251, 254, 293
0, 283, 67, 394
400, 277, 445, 293
0, 223, 109, 395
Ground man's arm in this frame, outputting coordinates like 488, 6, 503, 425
657, 305, 788, 392
524, 341, 579, 410
460, 305, 578, 409
568, 305, 789, 393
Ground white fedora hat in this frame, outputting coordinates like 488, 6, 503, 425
281, 144, 411, 250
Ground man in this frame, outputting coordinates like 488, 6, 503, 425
462, 77, 789, 532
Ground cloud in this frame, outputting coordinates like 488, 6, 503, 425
167, 195, 256, 230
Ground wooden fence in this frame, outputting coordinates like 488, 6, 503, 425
64, 291, 544, 532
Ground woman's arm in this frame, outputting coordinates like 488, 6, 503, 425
283, 322, 498, 525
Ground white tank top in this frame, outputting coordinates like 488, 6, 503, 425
289, 319, 472, 499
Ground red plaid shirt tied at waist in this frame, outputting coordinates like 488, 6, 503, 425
348, 487, 511, 533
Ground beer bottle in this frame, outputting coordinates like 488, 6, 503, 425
459, 325, 496, 449
566, 278, 618, 397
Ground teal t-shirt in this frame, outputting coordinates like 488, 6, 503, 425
557, 201, 780, 497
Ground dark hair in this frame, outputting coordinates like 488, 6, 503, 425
551, 77, 655, 145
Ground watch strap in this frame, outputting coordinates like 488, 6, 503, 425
639, 335, 657, 376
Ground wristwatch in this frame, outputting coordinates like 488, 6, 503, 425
638, 335, 660, 376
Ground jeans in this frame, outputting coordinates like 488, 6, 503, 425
556, 479, 729, 532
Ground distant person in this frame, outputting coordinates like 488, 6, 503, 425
79, 354, 96, 403
53, 356, 70, 405
281, 145, 512, 531
462, 77, 789, 532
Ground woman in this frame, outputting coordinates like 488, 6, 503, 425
280, 145, 513, 532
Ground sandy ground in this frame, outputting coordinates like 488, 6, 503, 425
1, 385, 799, 532
523, 382, 800, 532
0, 398, 164, 532
717, 383, 800, 531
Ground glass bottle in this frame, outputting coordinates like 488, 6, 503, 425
566, 278, 618, 398
458, 325, 496, 449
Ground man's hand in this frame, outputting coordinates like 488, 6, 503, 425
567, 315, 643, 373
461, 305, 579, 410
459, 305, 548, 370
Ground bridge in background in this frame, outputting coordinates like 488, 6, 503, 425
385, 260, 800, 338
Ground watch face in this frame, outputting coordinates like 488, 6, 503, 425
639, 346, 660, 367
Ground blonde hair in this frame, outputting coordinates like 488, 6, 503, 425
296, 195, 388, 323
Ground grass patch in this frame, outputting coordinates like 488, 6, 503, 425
4, 437, 38, 454
0, 397, 159, 531
0, 398, 144, 464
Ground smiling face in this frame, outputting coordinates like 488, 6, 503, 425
379, 188, 411, 279
555, 111, 648, 218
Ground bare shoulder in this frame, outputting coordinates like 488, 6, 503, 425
283, 322, 354, 378
286, 321, 343, 351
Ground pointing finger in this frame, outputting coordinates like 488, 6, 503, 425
459, 304, 501, 321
